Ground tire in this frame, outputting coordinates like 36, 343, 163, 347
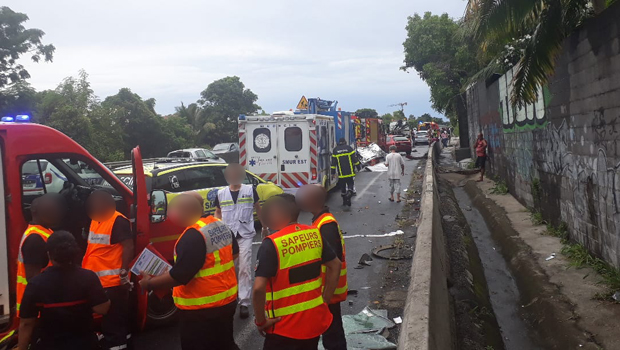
406, 151, 411, 156
146, 292, 178, 328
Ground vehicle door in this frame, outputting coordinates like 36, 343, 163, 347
0, 145, 8, 330
277, 121, 310, 188
245, 122, 279, 184
130, 146, 150, 330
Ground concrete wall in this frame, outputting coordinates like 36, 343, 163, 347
465, 2, 620, 267
398, 142, 455, 350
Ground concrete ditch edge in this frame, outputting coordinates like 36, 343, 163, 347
398, 143, 455, 350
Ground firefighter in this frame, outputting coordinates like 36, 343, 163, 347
331, 138, 360, 206
18, 231, 110, 350
82, 190, 134, 350
296, 185, 348, 350
215, 163, 267, 319
16, 193, 66, 317
253, 194, 341, 350
139, 193, 240, 350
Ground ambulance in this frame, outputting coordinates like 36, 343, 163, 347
238, 113, 339, 191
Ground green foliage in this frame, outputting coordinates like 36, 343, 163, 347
402, 12, 480, 123
380, 113, 394, 124
490, 180, 508, 195
393, 110, 405, 120
531, 178, 541, 201
561, 241, 620, 296
546, 222, 569, 243
354, 108, 378, 119
530, 211, 545, 225
0, 7, 55, 89
467, 160, 476, 169
463, 0, 606, 106
196, 76, 260, 145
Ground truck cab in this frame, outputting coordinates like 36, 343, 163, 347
0, 122, 152, 347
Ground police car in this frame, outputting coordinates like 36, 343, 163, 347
113, 162, 283, 217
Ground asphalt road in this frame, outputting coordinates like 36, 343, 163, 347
134, 150, 423, 350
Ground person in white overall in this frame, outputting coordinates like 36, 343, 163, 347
215, 163, 267, 319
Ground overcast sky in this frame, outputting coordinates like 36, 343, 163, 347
8, 0, 467, 119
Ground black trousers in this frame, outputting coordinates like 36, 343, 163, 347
263, 334, 320, 350
34, 334, 98, 350
322, 303, 347, 350
338, 177, 354, 194
101, 286, 131, 350
179, 301, 239, 350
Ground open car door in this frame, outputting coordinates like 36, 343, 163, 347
131, 146, 150, 330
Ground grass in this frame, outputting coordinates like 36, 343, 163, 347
545, 222, 620, 301
531, 178, 541, 200
530, 210, 545, 225
467, 160, 476, 170
490, 180, 509, 195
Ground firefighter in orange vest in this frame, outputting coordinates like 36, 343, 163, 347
296, 185, 348, 350
16, 193, 66, 317
252, 194, 341, 350
139, 193, 240, 350
82, 190, 134, 350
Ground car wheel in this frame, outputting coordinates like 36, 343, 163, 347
146, 292, 178, 328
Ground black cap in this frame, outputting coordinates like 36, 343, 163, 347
339, 138, 346, 144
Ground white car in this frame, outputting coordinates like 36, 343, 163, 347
22, 160, 68, 195
166, 148, 225, 164
415, 131, 430, 145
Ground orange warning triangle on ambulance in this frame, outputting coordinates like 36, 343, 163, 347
296, 96, 309, 110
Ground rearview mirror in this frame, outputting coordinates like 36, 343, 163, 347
150, 190, 167, 223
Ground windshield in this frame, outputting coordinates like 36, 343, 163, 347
395, 137, 409, 142
213, 144, 229, 151
23, 160, 48, 174
203, 149, 218, 159
168, 151, 191, 158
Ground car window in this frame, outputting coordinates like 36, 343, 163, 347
168, 166, 228, 192
195, 150, 207, 158
62, 159, 107, 186
284, 127, 303, 152
395, 137, 409, 142
168, 151, 191, 158
253, 128, 272, 153
213, 144, 228, 151
203, 149, 218, 159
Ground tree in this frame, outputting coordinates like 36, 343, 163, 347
0, 81, 37, 116
393, 110, 406, 120
464, 0, 613, 106
0, 7, 55, 89
380, 113, 394, 125
354, 108, 379, 119
197, 76, 260, 145
402, 12, 480, 125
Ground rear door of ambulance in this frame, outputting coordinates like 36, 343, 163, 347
276, 119, 310, 189
245, 120, 280, 185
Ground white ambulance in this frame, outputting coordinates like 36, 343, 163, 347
238, 113, 339, 191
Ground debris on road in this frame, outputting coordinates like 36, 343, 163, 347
393, 316, 402, 324
612, 291, 620, 302
358, 253, 373, 266
372, 241, 413, 260
365, 163, 388, 172
545, 253, 556, 261
357, 143, 387, 165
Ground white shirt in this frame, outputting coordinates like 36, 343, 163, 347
385, 152, 404, 180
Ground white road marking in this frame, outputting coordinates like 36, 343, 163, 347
355, 172, 383, 199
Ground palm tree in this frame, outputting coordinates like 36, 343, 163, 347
465, 0, 616, 106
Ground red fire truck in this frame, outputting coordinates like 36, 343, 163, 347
0, 120, 183, 347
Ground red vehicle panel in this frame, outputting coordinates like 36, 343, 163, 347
385, 135, 413, 155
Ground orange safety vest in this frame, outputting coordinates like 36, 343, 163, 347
16, 225, 53, 316
265, 224, 332, 339
313, 213, 348, 304
83, 211, 127, 288
172, 216, 238, 310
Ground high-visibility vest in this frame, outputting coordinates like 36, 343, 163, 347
83, 211, 127, 288
217, 185, 255, 237
16, 225, 53, 316
173, 216, 238, 310
314, 213, 348, 304
265, 224, 332, 339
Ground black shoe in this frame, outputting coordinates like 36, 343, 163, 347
240, 305, 249, 319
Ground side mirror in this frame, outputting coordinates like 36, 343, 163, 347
150, 190, 168, 223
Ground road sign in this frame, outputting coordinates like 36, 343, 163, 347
296, 96, 309, 110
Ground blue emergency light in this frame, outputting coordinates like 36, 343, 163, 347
1, 116, 14, 122
15, 114, 31, 122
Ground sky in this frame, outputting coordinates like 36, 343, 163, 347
8, 0, 467, 119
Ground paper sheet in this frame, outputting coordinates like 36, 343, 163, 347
130, 247, 172, 276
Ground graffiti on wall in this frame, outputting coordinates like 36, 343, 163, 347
499, 68, 550, 132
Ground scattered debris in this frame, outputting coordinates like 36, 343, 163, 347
361, 286, 371, 290
393, 316, 402, 324
348, 289, 358, 296
442, 215, 456, 222
613, 291, 620, 302
365, 163, 388, 172
403, 189, 408, 192
545, 253, 556, 261
318, 307, 397, 350
378, 201, 381, 204
357, 143, 387, 165
358, 253, 374, 266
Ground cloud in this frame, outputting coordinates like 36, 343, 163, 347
7, 0, 466, 118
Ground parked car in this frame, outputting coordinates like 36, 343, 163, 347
22, 159, 105, 195
415, 130, 430, 145
386, 135, 413, 156
112, 162, 282, 218
211, 143, 240, 163
166, 148, 225, 163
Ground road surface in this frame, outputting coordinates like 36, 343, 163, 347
134, 151, 423, 349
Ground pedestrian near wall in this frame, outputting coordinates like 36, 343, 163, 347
385, 145, 405, 203
82, 190, 134, 350
296, 185, 348, 350
18, 231, 111, 350
253, 194, 341, 350
215, 163, 267, 319
139, 194, 240, 350
474, 133, 488, 181
441, 129, 449, 148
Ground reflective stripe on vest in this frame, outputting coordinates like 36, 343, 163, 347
217, 185, 255, 235
82, 211, 127, 288
265, 224, 332, 339
16, 225, 53, 315
172, 216, 238, 310
315, 213, 348, 304
333, 151, 356, 178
